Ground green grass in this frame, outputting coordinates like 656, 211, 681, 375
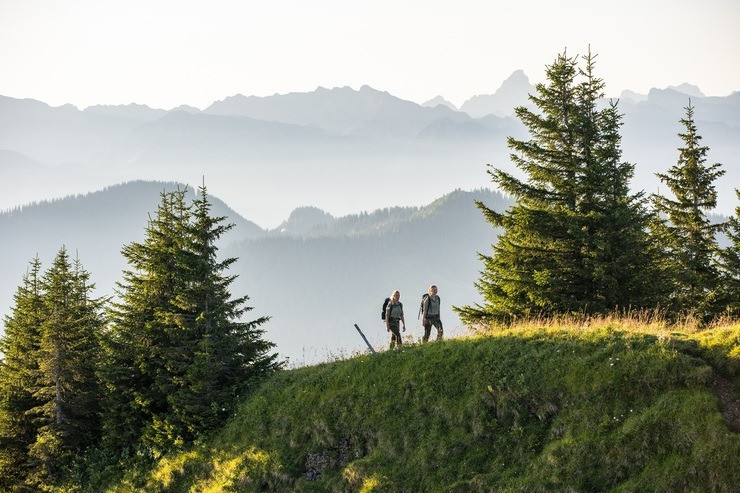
97, 320, 740, 492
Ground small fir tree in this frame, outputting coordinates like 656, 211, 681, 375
652, 101, 725, 319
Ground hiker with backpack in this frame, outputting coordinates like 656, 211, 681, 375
420, 284, 443, 342
384, 290, 406, 349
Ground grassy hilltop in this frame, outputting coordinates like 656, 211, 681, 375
99, 318, 739, 492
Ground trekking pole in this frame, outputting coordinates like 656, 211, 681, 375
353, 324, 377, 356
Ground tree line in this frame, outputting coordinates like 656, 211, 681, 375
0, 186, 279, 491
457, 50, 739, 323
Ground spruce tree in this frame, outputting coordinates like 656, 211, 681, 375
0, 250, 103, 490
103, 188, 192, 452
652, 101, 725, 319
576, 57, 666, 311
718, 190, 740, 315
168, 185, 277, 437
26, 247, 104, 488
0, 257, 44, 491
104, 186, 278, 453
457, 50, 662, 323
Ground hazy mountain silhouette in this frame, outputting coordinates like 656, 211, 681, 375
168, 105, 202, 114
461, 70, 535, 118
274, 206, 336, 236
109, 110, 340, 168
422, 95, 458, 110
84, 103, 168, 121
668, 83, 705, 98
619, 89, 647, 103
0, 149, 44, 172
0, 95, 144, 165
1, 76, 738, 223
203, 85, 474, 136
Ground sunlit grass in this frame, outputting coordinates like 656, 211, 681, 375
97, 316, 739, 492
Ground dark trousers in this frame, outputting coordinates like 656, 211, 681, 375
389, 320, 402, 349
422, 316, 443, 342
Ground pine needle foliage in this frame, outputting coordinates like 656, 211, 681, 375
0, 249, 104, 491
718, 190, 740, 315
652, 101, 726, 319
0, 257, 44, 491
101, 185, 279, 456
457, 49, 662, 323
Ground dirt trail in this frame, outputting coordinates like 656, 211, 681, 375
712, 373, 740, 431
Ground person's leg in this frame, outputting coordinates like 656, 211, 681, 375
422, 321, 431, 343
434, 319, 443, 340
389, 321, 401, 349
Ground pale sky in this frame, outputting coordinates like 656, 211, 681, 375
1, 0, 738, 110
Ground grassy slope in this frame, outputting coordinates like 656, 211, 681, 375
105, 322, 739, 492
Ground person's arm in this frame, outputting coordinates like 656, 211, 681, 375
401, 311, 406, 332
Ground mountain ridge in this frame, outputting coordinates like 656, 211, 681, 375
1, 75, 738, 225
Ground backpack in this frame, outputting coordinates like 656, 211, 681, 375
381, 297, 391, 320
418, 294, 429, 319
418, 293, 440, 319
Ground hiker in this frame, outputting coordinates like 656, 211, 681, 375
421, 284, 443, 342
385, 290, 406, 349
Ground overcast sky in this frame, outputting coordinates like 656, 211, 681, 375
1, 0, 738, 110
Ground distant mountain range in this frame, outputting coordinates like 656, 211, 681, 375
0, 181, 509, 363
1, 72, 737, 226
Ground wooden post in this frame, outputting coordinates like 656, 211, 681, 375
354, 324, 377, 355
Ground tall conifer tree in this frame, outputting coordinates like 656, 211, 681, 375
26, 248, 103, 488
103, 188, 192, 451
717, 190, 740, 315
652, 102, 725, 318
0, 250, 103, 490
576, 56, 666, 311
0, 257, 44, 491
168, 185, 277, 436
457, 50, 661, 323
103, 186, 277, 453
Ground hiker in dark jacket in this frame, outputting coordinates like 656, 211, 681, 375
385, 290, 406, 349
421, 284, 443, 342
